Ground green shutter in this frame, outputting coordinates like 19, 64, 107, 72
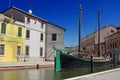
1, 23, 6, 34
18, 27, 22, 37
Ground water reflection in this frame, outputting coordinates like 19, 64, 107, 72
0, 64, 119, 80
0, 68, 54, 80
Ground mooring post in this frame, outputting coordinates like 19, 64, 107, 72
54, 56, 56, 72
113, 52, 116, 68
36, 64, 39, 69
91, 54, 94, 73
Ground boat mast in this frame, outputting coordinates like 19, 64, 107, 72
78, 4, 82, 54
98, 10, 100, 57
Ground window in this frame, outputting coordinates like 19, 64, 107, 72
101, 45, 104, 50
115, 42, 117, 48
1, 23, 6, 34
52, 34, 57, 41
40, 47, 43, 56
111, 30, 114, 33
27, 17, 30, 23
26, 46, 29, 56
34, 20, 37, 24
40, 33, 43, 41
26, 30, 30, 39
107, 45, 109, 49
113, 43, 114, 48
110, 44, 112, 49
0, 44, 5, 55
17, 46, 21, 55
41, 23, 43, 29
18, 27, 22, 37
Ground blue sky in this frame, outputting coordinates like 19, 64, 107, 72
0, 0, 120, 47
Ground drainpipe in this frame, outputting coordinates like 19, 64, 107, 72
44, 23, 47, 61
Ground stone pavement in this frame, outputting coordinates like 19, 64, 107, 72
65, 68, 120, 80
0, 61, 54, 70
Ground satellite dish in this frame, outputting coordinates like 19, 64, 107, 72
29, 10, 32, 14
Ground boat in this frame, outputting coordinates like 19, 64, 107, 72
54, 48, 110, 72
54, 5, 110, 72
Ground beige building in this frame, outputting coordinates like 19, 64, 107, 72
81, 25, 118, 56
105, 31, 120, 61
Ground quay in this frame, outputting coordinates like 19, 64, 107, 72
0, 61, 54, 71
65, 68, 120, 80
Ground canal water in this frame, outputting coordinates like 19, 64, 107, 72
0, 64, 119, 80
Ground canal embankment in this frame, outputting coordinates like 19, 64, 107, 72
0, 61, 54, 70
65, 68, 120, 80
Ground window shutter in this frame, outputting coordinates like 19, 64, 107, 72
18, 27, 22, 37
1, 23, 6, 34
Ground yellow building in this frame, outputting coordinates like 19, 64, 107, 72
0, 17, 25, 62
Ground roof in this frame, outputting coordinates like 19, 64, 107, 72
2, 6, 66, 31
105, 30, 120, 39
81, 25, 118, 40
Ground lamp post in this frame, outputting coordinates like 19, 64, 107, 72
8, 0, 11, 8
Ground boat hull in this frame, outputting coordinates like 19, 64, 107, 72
54, 48, 110, 72
55, 52, 110, 71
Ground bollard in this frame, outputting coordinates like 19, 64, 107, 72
90, 54, 94, 73
36, 64, 39, 69
54, 56, 56, 72
113, 53, 116, 68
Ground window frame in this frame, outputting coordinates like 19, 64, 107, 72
52, 33, 57, 41
40, 47, 43, 56
40, 33, 43, 41
41, 23, 43, 29
0, 44, 5, 56
27, 17, 30, 24
1, 22, 6, 34
18, 27, 22, 37
17, 46, 21, 56
25, 46, 29, 56
26, 29, 30, 39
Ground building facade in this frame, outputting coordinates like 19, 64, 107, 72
24, 14, 46, 62
2, 7, 65, 62
0, 14, 25, 62
45, 23, 65, 60
81, 33, 95, 55
105, 31, 120, 61
81, 25, 118, 57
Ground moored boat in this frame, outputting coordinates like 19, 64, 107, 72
54, 48, 110, 72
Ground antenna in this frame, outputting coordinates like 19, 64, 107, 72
28, 0, 32, 14
8, 0, 11, 8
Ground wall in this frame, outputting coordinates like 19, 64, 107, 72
105, 31, 120, 61
81, 33, 95, 54
24, 17, 46, 61
0, 22, 25, 62
80, 25, 118, 56
46, 23, 65, 60
95, 25, 117, 44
